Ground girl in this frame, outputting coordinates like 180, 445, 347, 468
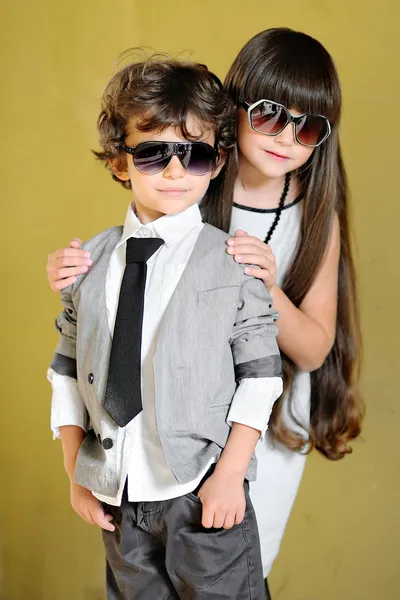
46, 27, 362, 589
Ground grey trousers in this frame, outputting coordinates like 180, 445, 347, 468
102, 482, 266, 600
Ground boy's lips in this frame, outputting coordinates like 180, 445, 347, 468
158, 188, 190, 197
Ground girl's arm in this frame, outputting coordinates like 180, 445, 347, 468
227, 215, 340, 372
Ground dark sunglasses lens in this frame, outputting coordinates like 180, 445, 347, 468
296, 116, 329, 146
180, 143, 216, 175
250, 101, 288, 135
134, 143, 171, 174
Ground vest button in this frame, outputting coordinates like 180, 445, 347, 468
102, 438, 113, 450
88, 373, 94, 384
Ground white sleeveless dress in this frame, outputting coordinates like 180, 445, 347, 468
230, 197, 311, 576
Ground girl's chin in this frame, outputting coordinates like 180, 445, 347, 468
256, 163, 292, 179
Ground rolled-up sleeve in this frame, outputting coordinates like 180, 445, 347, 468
47, 369, 88, 438
50, 288, 78, 376
48, 286, 88, 437
227, 377, 283, 438
230, 277, 282, 380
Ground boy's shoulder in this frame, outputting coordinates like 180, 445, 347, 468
198, 224, 248, 285
66, 226, 122, 296
81, 226, 123, 261
201, 223, 230, 245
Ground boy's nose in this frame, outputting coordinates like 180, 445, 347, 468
163, 155, 186, 179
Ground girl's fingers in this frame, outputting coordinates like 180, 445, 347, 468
233, 253, 273, 269
244, 267, 273, 283
244, 267, 272, 281
227, 244, 273, 258
228, 235, 270, 249
52, 276, 77, 291
70, 238, 83, 248
50, 255, 93, 270
51, 247, 91, 261
51, 266, 89, 281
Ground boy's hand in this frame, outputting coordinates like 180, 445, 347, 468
70, 481, 115, 532
47, 238, 92, 292
197, 471, 246, 530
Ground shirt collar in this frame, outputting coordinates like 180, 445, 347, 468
117, 202, 203, 249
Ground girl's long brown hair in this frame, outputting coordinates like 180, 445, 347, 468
202, 28, 363, 460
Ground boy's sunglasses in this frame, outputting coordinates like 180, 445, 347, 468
241, 100, 331, 148
123, 141, 218, 176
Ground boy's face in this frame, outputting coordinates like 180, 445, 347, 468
111, 115, 223, 223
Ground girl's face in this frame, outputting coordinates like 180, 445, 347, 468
237, 105, 315, 179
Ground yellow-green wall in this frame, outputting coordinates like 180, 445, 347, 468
1, 1, 398, 599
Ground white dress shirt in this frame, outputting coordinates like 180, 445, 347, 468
49, 202, 282, 505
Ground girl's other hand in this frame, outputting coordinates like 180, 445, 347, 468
47, 238, 92, 292
226, 230, 276, 291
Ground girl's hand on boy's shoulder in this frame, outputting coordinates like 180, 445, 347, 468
70, 481, 115, 532
197, 471, 246, 530
47, 238, 92, 292
226, 230, 276, 291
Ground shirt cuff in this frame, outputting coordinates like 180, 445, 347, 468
47, 368, 88, 438
227, 377, 283, 439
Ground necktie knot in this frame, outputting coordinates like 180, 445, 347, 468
126, 237, 165, 264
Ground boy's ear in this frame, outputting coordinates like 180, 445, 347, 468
109, 155, 130, 182
210, 153, 226, 180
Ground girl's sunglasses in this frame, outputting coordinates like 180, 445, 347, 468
241, 100, 331, 148
123, 141, 218, 176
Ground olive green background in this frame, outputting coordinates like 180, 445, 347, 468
1, 1, 399, 598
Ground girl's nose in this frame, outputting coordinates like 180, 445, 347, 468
274, 122, 295, 146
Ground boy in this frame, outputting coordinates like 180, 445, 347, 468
48, 57, 282, 599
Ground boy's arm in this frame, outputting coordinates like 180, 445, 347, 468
198, 422, 260, 529
48, 369, 89, 438
227, 275, 283, 434
227, 377, 282, 438
198, 276, 283, 529
229, 275, 282, 382
59, 424, 86, 480
49, 287, 89, 435
59, 424, 114, 532
48, 288, 114, 531
51, 287, 79, 378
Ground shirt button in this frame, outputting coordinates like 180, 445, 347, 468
102, 438, 114, 450
141, 229, 150, 238
88, 373, 94, 384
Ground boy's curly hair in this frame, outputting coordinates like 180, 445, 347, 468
93, 54, 236, 188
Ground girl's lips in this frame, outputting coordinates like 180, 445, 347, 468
265, 150, 290, 160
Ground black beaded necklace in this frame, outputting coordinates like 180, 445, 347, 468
264, 173, 291, 245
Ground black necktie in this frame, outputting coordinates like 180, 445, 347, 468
104, 236, 165, 427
